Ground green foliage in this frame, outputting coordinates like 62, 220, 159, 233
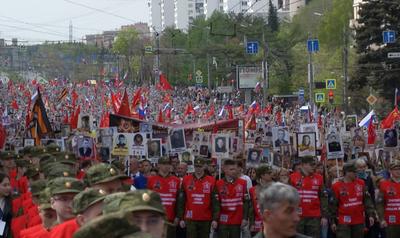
268, 0, 279, 32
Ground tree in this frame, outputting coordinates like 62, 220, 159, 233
113, 28, 142, 83
351, 0, 400, 105
268, 0, 279, 32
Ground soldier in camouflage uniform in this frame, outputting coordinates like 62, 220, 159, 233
84, 163, 129, 194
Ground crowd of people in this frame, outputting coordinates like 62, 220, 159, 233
0, 77, 400, 238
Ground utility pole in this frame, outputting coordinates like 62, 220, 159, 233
343, 27, 349, 113
262, 32, 268, 108
153, 28, 160, 85
207, 53, 211, 90
69, 21, 73, 43
308, 50, 314, 107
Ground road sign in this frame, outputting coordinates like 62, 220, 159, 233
315, 92, 325, 103
383, 31, 396, 44
326, 79, 336, 89
195, 70, 203, 84
366, 95, 377, 105
246, 41, 259, 54
144, 46, 153, 54
388, 52, 400, 58
307, 39, 319, 53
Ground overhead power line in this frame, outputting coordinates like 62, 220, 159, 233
64, 0, 137, 23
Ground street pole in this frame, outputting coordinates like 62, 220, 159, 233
262, 33, 268, 108
343, 27, 349, 113
154, 30, 160, 85
207, 53, 211, 90
308, 51, 314, 108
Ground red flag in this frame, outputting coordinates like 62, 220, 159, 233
11, 100, 19, 110
381, 107, 400, 129
111, 92, 121, 113
117, 90, 131, 117
157, 108, 164, 123
206, 105, 215, 119
276, 110, 282, 125
317, 114, 323, 128
185, 103, 195, 116
71, 106, 80, 129
263, 104, 272, 115
165, 108, 171, 120
245, 114, 257, 130
131, 88, 142, 109
63, 113, 69, 124
367, 120, 376, 145
71, 90, 79, 108
0, 123, 5, 149
159, 73, 173, 91
226, 105, 233, 119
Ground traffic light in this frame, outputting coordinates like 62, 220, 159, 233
328, 90, 334, 104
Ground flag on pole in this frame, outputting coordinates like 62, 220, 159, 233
29, 89, 53, 145
157, 108, 164, 123
57, 88, 68, 102
358, 110, 375, 127
117, 89, 131, 117
367, 116, 376, 145
381, 107, 400, 129
159, 73, 173, 91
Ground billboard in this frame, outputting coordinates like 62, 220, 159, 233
237, 66, 263, 89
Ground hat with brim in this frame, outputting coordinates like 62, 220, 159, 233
48, 177, 84, 196
119, 190, 165, 216
72, 188, 107, 214
85, 163, 129, 186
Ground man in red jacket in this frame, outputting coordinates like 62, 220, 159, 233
377, 159, 400, 238
177, 157, 218, 238
249, 165, 274, 235
330, 162, 375, 238
214, 159, 249, 238
289, 156, 328, 237
49, 188, 106, 238
147, 156, 181, 238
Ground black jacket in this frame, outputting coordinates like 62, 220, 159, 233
0, 197, 12, 238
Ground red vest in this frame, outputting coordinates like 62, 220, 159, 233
20, 224, 47, 238
181, 174, 216, 221
289, 172, 323, 218
379, 179, 400, 225
147, 175, 181, 222
332, 179, 366, 225
249, 186, 263, 232
49, 218, 80, 238
215, 178, 247, 225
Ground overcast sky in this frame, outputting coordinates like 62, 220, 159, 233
0, 0, 148, 44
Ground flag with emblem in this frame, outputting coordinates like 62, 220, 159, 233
29, 89, 53, 145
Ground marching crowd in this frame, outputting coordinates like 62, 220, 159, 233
0, 140, 398, 238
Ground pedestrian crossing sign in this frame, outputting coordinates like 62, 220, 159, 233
326, 79, 336, 89
315, 93, 325, 103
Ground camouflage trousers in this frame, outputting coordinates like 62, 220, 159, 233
185, 221, 211, 238
336, 224, 364, 238
297, 217, 320, 238
386, 225, 400, 238
217, 224, 241, 238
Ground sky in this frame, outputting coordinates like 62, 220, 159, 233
0, 0, 148, 44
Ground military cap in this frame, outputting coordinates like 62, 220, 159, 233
53, 152, 77, 165
389, 160, 400, 170
45, 144, 61, 154
19, 146, 34, 156
15, 158, 32, 168
194, 157, 205, 167
38, 188, 52, 210
343, 162, 357, 173
0, 151, 16, 160
102, 192, 127, 215
301, 156, 316, 165
157, 156, 170, 165
39, 154, 57, 168
84, 163, 129, 186
256, 165, 273, 179
45, 163, 76, 180
116, 190, 165, 215
72, 188, 107, 214
30, 146, 45, 157
30, 179, 47, 196
48, 177, 84, 196
25, 166, 41, 178
73, 212, 150, 238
